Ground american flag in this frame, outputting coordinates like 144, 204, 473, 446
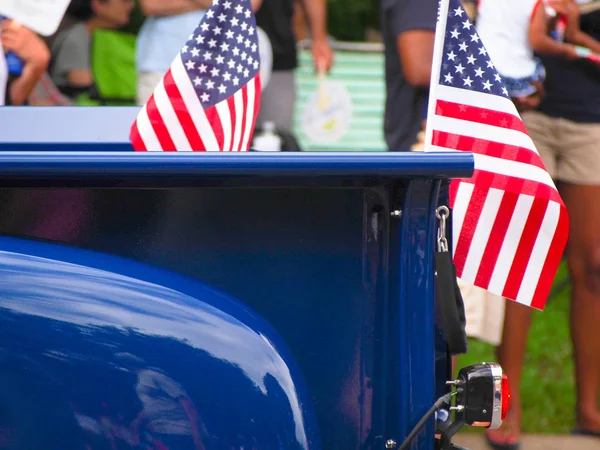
130, 0, 261, 151
424, 0, 569, 309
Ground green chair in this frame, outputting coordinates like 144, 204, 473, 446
76, 28, 138, 106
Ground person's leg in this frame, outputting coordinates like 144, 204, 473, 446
256, 70, 297, 132
561, 182, 600, 432
485, 110, 559, 447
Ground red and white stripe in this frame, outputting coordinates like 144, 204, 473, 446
130, 54, 261, 152
427, 83, 569, 309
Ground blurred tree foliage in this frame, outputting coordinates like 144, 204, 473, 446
120, 0, 382, 41
327, 0, 380, 41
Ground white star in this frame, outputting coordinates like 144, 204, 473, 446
231, 17, 239, 27
218, 84, 227, 94
486, 59, 494, 68
244, 39, 251, 48
494, 73, 502, 82
182, 45, 189, 54
195, 35, 204, 44
251, 43, 257, 52
447, 51, 457, 61
243, 68, 249, 77
502, 87, 508, 95
482, 80, 492, 91
226, 30, 234, 39
470, 33, 480, 43
233, 77, 240, 86
213, 26, 222, 35
463, 76, 473, 87
479, 46, 488, 56
199, 64, 207, 73
216, 55, 225, 65
223, 72, 232, 81
205, 80, 215, 90
188, 33, 194, 40
248, 26, 255, 36
454, 6, 464, 16
213, 0, 219, 4
203, 51, 212, 60
459, 42, 468, 52
454, 63, 465, 74
248, 56, 254, 65
208, 39, 217, 48
237, 63, 243, 73
206, 10, 214, 18
253, 61, 259, 70
474, 67, 484, 77
236, 34, 244, 43
201, 92, 210, 103
227, 60, 236, 69
211, 67, 220, 77
235, 4, 243, 14
450, 29, 460, 39
201, 22, 209, 32
241, 51, 247, 60
232, 47, 240, 56
185, 60, 195, 70
444, 73, 453, 83
244, 9, 251, 18
466, 54, 476, 65
462, 20, 472, 30
193, 77, 202, 86
218, 13, 226, 22
220, 42, 230, 52
223, 0, 231, 8
241, 23, 248, 32
191, 47, 200, 57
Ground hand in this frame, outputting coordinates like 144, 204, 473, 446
512, 81, 545, 112
312, 37, 333, 73
1, 20, 49, 69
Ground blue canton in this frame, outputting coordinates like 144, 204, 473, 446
440, 0, 510, 99
180, 0, 260, 107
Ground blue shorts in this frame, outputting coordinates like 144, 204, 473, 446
502, 59, 546, 98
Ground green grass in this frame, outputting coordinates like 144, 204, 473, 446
457, 262, 575, 433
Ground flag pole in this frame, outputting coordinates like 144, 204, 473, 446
424, 0, 450, 152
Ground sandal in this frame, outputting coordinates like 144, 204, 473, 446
485, 426, 521, 450
571, 429, 600, 438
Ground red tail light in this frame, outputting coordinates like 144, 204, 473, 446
501, 373, 511, 421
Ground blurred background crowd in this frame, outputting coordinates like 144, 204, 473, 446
2, 0, 600, 448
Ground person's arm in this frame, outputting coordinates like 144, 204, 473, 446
398, 30, 435, 87
139, 0, 212, 17
0, 21, 49, 105
529, 1, 579, 59
300, 0, 333, 72
562, 1, 600, 53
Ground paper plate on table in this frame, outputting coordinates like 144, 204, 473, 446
0, 0, 71, 36
301, 80, 352, 144
257, 27, 272, 91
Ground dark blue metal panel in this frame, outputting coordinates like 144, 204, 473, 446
0, 152, 473, 180
387, 179, 442, 450
0, 236, 320, 449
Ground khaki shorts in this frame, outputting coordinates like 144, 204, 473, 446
522, 110, 600, 185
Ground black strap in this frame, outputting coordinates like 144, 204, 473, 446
435, 251, 468, 355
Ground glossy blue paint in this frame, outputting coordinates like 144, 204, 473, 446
0, 152, 474, 181
0, 236, 320, 449
0, 148, 474, 449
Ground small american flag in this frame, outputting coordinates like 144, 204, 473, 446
130, 0, 261, 151
425, 0, 570, 309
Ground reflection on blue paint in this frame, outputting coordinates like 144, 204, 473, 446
0, 237, 319, 449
